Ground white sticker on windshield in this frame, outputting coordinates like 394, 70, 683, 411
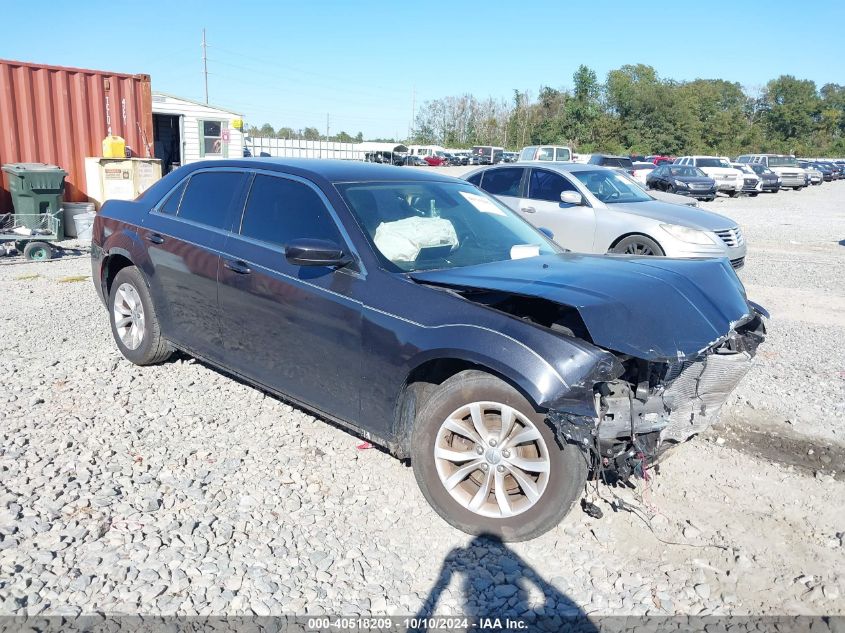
460, 191, 506, 216
510, 244, 540, 260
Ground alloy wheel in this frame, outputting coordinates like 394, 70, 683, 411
623, 241, 657, 256
113, 282, 146, 350
433, 401, 551, 518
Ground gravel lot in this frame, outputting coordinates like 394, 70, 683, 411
1, 178, 843, 619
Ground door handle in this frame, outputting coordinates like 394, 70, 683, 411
520, 206, 536, 214
224, 259, 252, 274
146, 233, 165, 244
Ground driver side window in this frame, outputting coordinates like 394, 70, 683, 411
528, 169, 578, 203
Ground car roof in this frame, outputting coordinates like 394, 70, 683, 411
182, 158, 460, 184
504, 162, 613, 173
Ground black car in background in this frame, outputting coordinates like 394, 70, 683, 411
645, 164, 717, 200
811, 162, 834, 181
747, 163, 782, 192
814, 161, 840, 180
588, 154, 634, 170
444, 153, 464, 167
365, 151, 405, 166
90, 159, 766, 541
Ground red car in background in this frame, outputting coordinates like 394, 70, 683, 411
423, 155, 447, 166
646, 155, 674, 166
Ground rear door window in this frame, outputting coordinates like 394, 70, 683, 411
537, 147, 554, 161
554, 148, 571, 161
239, 174, 342, 248
478, 168, 524, 197
528, 169, 578, 202
177, 171, 246, 230
159, 180, 187, 214
465, 172, 482, 186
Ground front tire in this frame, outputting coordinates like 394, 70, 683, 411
610, 234, 665, 256
411, 370, 587, 542
108, 266, 172, 366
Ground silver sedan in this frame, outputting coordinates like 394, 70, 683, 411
463, 162, 747, 269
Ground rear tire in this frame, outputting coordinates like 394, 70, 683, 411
411, 370, 587, 541
610, 234, 665, 256
108, 266, 173, 366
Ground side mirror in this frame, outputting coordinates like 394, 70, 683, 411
285, 238, 352, 267
538, 227, 554, 240
560, 191, 584, 205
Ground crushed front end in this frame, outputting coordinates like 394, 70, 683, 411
549, 310, 766, 479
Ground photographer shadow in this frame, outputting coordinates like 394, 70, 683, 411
411, 533, 596, 633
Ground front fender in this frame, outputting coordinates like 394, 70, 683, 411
403, 322, 617, 417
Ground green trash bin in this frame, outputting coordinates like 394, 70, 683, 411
2, 163, 67, 239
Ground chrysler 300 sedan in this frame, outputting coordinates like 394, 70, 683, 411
92, 159, 766, 541
465, 163, 747, 269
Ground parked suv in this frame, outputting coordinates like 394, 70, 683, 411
798, 160, 824, 184
747, 163, 781, 193
92, 159, 766, 542
673, 156, 743, 196
729, 163, 762, 196
736, 154, 806, 190
518, 145, 572, 163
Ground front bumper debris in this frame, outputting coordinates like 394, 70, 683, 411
548, 312, 765, 473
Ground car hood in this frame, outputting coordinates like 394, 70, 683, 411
602, 200, 736, 231
700, 167, 741, 177
410, 254, 754, 361
648, 190, 698, 207
675, 176, 715, 185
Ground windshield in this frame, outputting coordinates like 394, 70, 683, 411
336, 182, 557, 272
696, 158, 729, 168
572, 169, 653, 203
668, 166, 705, 177
768, 156, 798, 167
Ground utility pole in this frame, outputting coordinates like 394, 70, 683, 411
202, 28, 209, 104
326, 113, 330, 159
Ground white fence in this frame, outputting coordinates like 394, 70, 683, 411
245, 137, 363, 160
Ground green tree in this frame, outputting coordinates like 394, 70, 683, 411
276, 126, 294, 139
258, 123, 275, 137
762, 76, 820, 151
302, 127, 321, 141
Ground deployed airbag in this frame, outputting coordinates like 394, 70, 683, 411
374, 216, 459, 262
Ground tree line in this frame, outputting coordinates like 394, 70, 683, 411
411, 64, 845, 156
245, 124, 365, 144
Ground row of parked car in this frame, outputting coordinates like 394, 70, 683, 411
588, 153, 844, 201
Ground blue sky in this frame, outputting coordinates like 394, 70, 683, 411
2, 1, 843, 139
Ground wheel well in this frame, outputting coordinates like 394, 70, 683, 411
392, 359, 535, 459
608, 232, 664, 254
102, 254, 134, 296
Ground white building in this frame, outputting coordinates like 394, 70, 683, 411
151, 92, 244, 173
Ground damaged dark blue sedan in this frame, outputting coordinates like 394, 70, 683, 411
91, 159, 766, 541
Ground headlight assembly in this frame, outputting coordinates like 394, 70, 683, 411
660, 223, 717, 245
